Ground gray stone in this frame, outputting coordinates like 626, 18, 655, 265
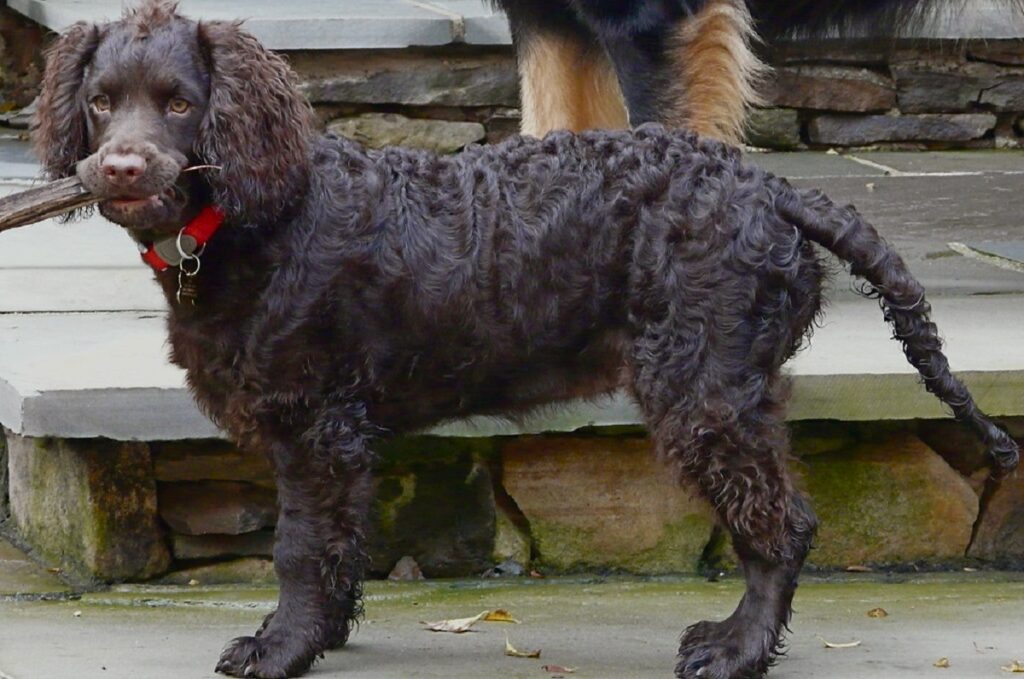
8, 0, 488, 50
158, 482, 277, 536
370, 437, 496, 578
789, 420, 867, 457
502, 436, 714, 574
808, 113, 996, 145
294, 51, 517, 107
967, 40, 1024, 66
0, 99, 35, 129
745, 108, 802, 150
917, 420, 990, 477
0, 432, 8, 521
151, 440, 274, 486
766, 66, 895, 112
170, 531, 274, 561
157, 557, 278, 586
387, 555, 425, 581
0, 6, 45, 111
894, 59, 1024, 113
327, 113, 486, 154
6, 434, 170, 582
968, 472, 1024, 561
493, 503, 531, 566
484, 107, 522, 145
769, 40, 892, 66
979, 79, 1024, 111
0, 311, 220, 442
482, 558, 525, 578
802, 433, 978, 567
995, 116, 1022, 149
1004, 417, 1024, 439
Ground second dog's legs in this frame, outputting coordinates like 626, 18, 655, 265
591, 0, 763, 143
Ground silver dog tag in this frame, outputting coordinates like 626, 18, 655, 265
153, 234, 198, 267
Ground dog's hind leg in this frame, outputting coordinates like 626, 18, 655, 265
216, 405, 376, 679
631, 337, 815, 678
500, 0, 628, 137
594, 0, 764, 143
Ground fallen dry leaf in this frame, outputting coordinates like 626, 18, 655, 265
505, 637, 541, 659
867, 607, 889, 618
421, 610, 521, 633
934, 657, 950, 668
818, 635, 862, 649
542, 664, 577, 674
1002, 660, 1024, 673
483, 609, 520, 624
421, 611, 488, 633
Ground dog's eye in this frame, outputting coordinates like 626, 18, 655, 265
168, 98, 192, 115
91, 95, 111, 113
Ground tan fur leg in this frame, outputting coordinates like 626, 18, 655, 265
518, 33, 628, 138
669, 0, 765, 144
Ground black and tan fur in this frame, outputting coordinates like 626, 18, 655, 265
496, 0, 1023, 142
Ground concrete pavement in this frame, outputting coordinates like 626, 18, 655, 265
1, 538, 1022, 679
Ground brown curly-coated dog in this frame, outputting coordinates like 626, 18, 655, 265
31, 2, 1018, 678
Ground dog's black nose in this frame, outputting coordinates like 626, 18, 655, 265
102, 153, 147, 186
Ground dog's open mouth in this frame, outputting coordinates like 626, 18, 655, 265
100, 185, 185, 226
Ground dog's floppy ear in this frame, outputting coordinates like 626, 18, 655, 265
31, 22, 101, 180
196, 20, 315, 224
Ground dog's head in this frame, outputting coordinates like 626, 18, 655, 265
31, 0, 315, 233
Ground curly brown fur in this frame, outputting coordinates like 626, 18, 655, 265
32, 3, 1019, 678
32, 21, 101, 183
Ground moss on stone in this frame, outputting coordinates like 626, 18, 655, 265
492, 505, 531, 565
376, 435, 498, 468
802, 433, 977, 567
8, 436, 170, 583
531, 513, 711, 574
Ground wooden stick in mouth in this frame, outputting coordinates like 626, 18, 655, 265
0, 176, 97, 233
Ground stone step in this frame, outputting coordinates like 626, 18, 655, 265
8, 0, 512, 49
1, 292, 1021, 441
9, 0, 1021, 50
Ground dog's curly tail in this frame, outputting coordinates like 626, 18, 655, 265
774, 182, 1020, 479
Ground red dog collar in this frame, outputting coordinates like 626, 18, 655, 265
140, 205, 226, 272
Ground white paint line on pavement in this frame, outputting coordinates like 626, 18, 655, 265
949, 242, 1024, 274
843, 154, 1024, 178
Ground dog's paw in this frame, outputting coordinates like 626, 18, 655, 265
323, 618, 352, 651
215, 635, 314, 679
675, 620, 772, 679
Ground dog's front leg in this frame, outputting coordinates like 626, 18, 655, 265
216, 410, 376, 679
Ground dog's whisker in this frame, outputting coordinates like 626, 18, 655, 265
182, 164, 223, 173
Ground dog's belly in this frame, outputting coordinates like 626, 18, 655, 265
369, 328, 629, 432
